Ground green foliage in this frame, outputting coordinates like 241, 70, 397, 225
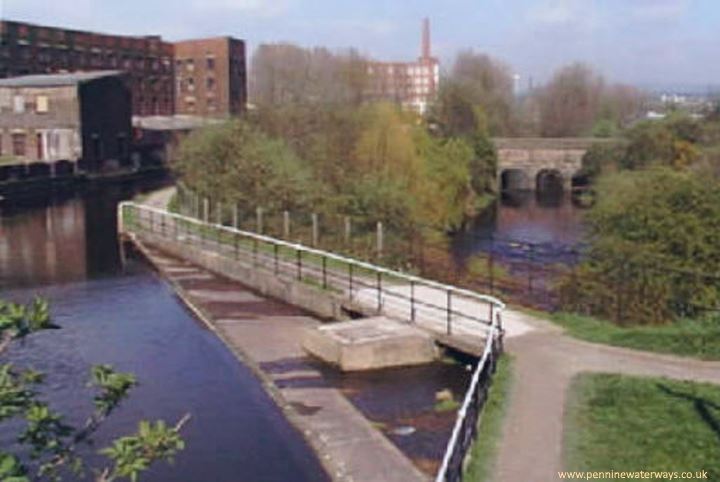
174, 120, 317, 213
551, 312, 720, 360
100, 419, 186, 482
561, 168, 720, 324
565, 374, 720, 478
464, 355, 514, 482
0, 298, 187, 481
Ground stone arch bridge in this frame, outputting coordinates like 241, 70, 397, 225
493, 137, 619, 191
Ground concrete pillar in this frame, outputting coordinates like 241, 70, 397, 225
283, 211, 290, 238
256, 207, 263, 234
376, 221, 383, 258
312, 213, 319, 247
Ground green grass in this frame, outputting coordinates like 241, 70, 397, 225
551, 312, 720, 360
464, 354, 514, 482
564, 373, 720, 480
434, 398, 461, 413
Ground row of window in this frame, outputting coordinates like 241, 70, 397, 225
5, 95, 50, 115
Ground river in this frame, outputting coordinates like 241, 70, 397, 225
451, 190, 588, 266
0, 182, 328, 482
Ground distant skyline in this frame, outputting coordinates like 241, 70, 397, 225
2, 0, 719, 89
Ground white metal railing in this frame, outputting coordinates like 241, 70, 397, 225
118, 200, 506, 482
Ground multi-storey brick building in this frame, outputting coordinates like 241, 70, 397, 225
365, 18, 439, 114
0, 20, 174, 116
173, 37, 247, 117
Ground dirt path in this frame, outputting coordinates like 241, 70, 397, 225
493, 310, 720, 482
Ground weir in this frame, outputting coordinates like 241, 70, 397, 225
118, 201, 506, 482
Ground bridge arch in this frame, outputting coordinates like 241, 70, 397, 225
535, 169, 564, 193
500, 169, 530, 191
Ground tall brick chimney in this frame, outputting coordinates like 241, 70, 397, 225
421, 17, 431, 60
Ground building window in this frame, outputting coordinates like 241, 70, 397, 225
12, 133, 26, 156
206, 56, 215, 69
13, 96, 25, 113
206, 77, 215, 90
36, 95, 49, 113
187, 78, 195, 91
36, 132, 44, 160
186, 59, 195, 71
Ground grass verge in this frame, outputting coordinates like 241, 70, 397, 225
564, 373, 720, 480
550, 312, 720, 360
464, 354, 514, 482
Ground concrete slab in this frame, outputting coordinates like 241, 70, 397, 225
302, 317, 437, 371
185, 289, 262, 303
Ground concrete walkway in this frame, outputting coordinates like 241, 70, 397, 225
493, 311, 720, 482
137, 243, 429, 482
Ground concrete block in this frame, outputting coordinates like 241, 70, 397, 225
302, 317, 437, 371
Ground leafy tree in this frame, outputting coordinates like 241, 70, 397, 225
0, 298, 187, 481
561, 169, 720, 324
174, 120, 317, 213
431, 51, 514, 136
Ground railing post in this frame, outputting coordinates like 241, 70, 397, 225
410, 280, 416, 323
274, 244, 279, 275
312, 213, 319, 247
376, 272, 382, 313
283, 210, 290, 239
234, 232, 239, 260
349, 264, 354, 301
203, 198, 209, 223
297, 249, 302, 281
253, 238, 258, 267
232, 204, 239, 229
322, 256, 328, 290
447, 289, 452, 336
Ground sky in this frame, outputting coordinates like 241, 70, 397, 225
2, 0, 719, 89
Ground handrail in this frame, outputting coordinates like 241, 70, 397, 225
434, 309, 502, 482
119, 201, 507, 311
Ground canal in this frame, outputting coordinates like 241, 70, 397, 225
0, 183, 329, 482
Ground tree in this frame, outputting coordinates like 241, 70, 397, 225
0, 298, 187, 481
250, 44, 369, 107
431, 51, 514, 136
174, 120, 317, 213
538, 63, 604, 137
560, 169, 720, 324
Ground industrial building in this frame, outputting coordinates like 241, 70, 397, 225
365, 18, 440, 114
0, 71, 132, 172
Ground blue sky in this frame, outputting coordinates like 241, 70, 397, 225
2, 0, 719, 88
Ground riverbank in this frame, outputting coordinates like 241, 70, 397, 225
131, 239, 432, 482
0, 166, 169, 202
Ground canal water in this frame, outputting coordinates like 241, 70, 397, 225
0, 184, 328, 482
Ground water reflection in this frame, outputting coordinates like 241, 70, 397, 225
0, 184, 329, 482
451, 190, 587, 266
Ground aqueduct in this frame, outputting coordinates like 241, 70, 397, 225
493, 138, 619, 191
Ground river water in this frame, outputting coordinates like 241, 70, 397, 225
451, 190, 588, 266
0, 183, 328, 482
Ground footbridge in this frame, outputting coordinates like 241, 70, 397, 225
493, 137, 620, 191
118, 201, 507, 482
